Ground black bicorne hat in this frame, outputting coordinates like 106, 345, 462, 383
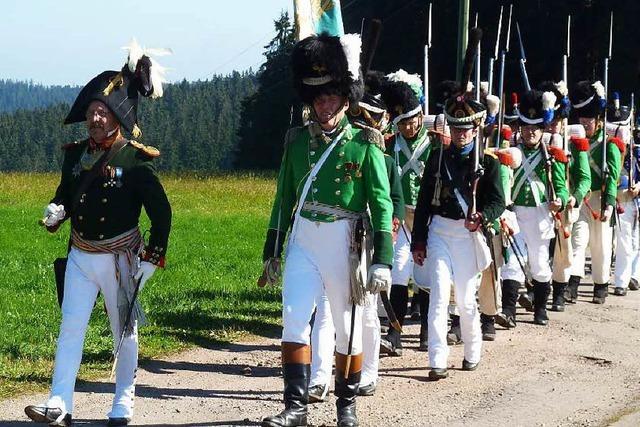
291, 33, 363, 106
571, 80, 606, 118
65, 40, 168, 137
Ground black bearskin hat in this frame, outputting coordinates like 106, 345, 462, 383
291, 33, 363, 106
538, 80, 571, 119
571, 80, 606, 118
434, 80, 460, 112
380, 80, 421, 124
518, 89, 556, 126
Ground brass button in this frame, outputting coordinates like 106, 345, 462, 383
313, 188, 318, 193
338, 152, 345, 157
79, 232, 84, 237
102, 198, 107, 203
99, 234, 104, 239
310, 162, 316, 167
336, 164, 342, 170
103, 183, 108, 188
78, 216, 83, 220
310, 151, 316, 156
100, 217, 105, 222
311, 213, 317, 217
334, 178, 340, 183
335, 190, 341, 196
312, 176, 317, 181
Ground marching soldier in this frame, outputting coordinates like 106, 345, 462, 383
537, 80, 591, 311
500, 90, 569, 326
570, 81, 623, 304
610, 99, 640, 295
379, 70, 435, 355
258, 33, 393, 427
25, 42, 171, 427
308, 70, 404, 401
411, 89, 505, 380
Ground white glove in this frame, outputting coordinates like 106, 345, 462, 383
133, 261, 157, 290
601, 205, 614, 223
43, 203, 66, 227
366, 264, 391, 294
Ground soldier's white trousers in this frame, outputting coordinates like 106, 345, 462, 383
571, 191, 614, 284
502, 205, 554, 283
310, 292, 380, 387
426, 216, 482, 369
614, 197, 640, 288
391, 223, 414, 286
47, 248, 138, 419
282, 217, 362, 355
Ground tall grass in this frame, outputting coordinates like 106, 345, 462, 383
0, 173, 282, 398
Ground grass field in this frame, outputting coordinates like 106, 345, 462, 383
0, 173, 282, 398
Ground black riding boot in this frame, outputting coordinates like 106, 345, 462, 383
335, 353, 362, 427
410, 288, 421, 320
593, 283, 609, 304
496, 279, 519, 328
518, 282, 534, 312
551, 281, 567, 312
565, 275, 580, 303
480, 314, 496, 341
532, 280, 551, 326
262, 344, 309, 427
418, 289, 429, 351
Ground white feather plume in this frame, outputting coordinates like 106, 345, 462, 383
386, 69, 423, 90
339, 34, 362, 81
486, 94, 500, 117
123, 38, 173, 99
592, 81, 605, 99
542, 91, 557, 111
554, 80, 568, 97
480, 81, 489, 94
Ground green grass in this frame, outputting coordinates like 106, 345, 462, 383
0, 172, 282, 398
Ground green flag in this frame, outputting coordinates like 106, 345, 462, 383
294, 0, 344, 40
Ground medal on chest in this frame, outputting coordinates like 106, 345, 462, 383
104, 166, 124, 188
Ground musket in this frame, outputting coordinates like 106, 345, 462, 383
496, 5, 513, 147
516, 22, 531, 91
424, 3, 432, 114
487, 6, 503, 96
500, 218, 532, 284
562, 15, 571, 153
539, 137, 570, 241
474, 14, 481, 102
630, 92, 636, 187
601, 12, 613, 219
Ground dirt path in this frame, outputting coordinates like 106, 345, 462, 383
2, 284, 640, 427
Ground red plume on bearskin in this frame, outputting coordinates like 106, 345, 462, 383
608, 136, 626, 154
570, 136, 590, 152
549, 146, 569, 163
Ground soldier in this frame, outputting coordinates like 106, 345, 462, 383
537, 80, 591, 311
25, 42, 171, 427
411, 90, 505, 380
379, 70, 435, 355
308, 70, 404, 401
500, 90, 569, 326
609, 99, 640, 296
258, 33, 393, 427
570, 81, 623, 304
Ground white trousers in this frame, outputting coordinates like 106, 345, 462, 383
501, 233, 527, 283
282, 217, 362, 355
571, 191, 614, 284
426, 216, 482, 369
502, 205, 553, 283
47, 248, 138, 419
614, 197, 640, 288
552, 207, 580, 283
391, 223, 413, 286
310, 292, 380, 387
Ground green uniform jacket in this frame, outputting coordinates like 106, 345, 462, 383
51, 139, 171, 265
587, 129, 622, 207
263, 118, 394, 266
386, 126, 435, 208
568, 138, 592, 207
512, 145, 569, 208
384, 154, 405, 221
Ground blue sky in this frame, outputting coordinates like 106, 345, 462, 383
1, 0, 292, 86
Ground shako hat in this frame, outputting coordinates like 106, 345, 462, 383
291, 33, 363, 106
64, 39, 170, 137
571, 80, 606, 118
606, 92, 631, 125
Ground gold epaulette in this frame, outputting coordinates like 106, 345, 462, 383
483, 148, 498, 160
129, 140, 160, 157
359, 125, 385, 151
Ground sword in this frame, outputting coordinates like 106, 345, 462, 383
110, 276, 143, 380
380, 291, 402, 333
